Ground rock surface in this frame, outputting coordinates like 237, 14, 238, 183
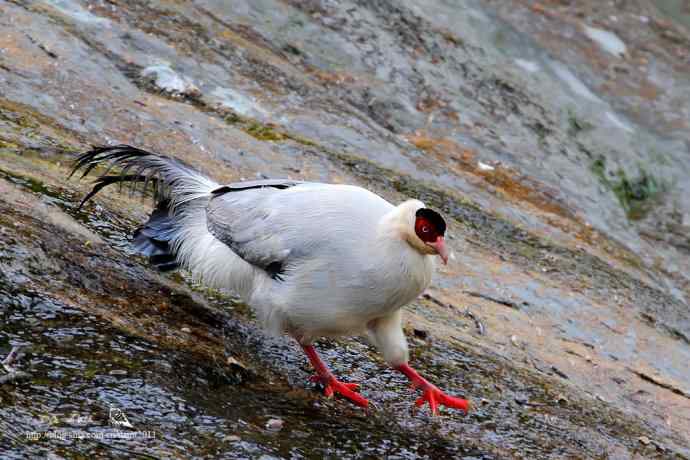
1, 0, 689, 458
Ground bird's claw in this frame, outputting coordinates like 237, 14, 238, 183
414, 385, 470, 416
310, 375, 368, 408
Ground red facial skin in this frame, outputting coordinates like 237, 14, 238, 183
415, 217, 449, 264
415, 216, 440, 243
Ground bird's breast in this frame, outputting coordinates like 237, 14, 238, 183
253, 241, 435, 337
349, 249, 433, 317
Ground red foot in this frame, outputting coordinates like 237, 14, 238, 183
396, 363, 470, 415
309, 374, 369, 408
414, 385, 470, 415
301, 344, 369, 409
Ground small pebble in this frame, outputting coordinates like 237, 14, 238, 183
481, 421, 497, 430
181, 327, 191, 333
265, 418, 284, 431
226, 356, 247, 369
413, 329, 428, 340
514, 396, 528, 405
477, 161, 495, 171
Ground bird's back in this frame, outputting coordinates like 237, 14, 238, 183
207, 183, 395, 273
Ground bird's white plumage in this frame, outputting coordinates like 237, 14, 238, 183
73, 146, 438, 369
74, 146, 466, 412
168, 180, 434, 364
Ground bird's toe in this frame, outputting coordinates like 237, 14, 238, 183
415, 386, 469, 415
312, 376, 368, 408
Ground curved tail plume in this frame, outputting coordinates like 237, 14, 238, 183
70, 145, 218, 210
71, 145, 219, 272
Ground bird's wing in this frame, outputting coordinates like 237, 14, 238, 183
206, 181, 392, 279
210, 179, 304, 194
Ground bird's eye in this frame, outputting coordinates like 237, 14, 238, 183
422, 226, 429, 233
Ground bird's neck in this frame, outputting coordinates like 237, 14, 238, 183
372, 227, 435, 309
375, 208, 434, 271
377, 203, 413, 240
377, 202, 429, 256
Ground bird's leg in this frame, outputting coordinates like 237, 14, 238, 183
395, 363, 470, 415
300, 344, 369, 408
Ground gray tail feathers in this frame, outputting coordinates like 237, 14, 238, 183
132, 199, 179, 271
71, 145, 219, 270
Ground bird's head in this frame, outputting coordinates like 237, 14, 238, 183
389, 200, 449, 264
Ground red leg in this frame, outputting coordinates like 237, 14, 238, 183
301, 345, 369, 408
395, 363, 470, 415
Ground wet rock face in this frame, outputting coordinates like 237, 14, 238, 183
1, 0, 690, 458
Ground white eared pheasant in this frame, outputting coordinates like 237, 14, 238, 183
71, 145, 469, 415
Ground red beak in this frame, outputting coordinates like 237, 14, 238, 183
428, 236, 449, 265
